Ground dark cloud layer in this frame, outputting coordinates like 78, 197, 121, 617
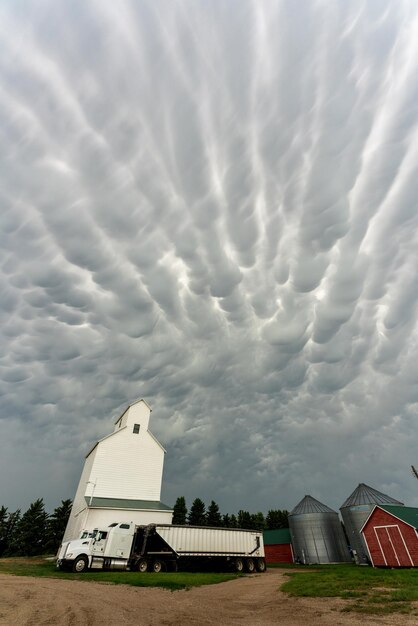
1, 0, 418, 514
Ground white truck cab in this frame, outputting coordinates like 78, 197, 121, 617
57, 522, 135, 572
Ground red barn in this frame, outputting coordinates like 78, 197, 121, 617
263, 529, 294, 564
361, 505, 418, 567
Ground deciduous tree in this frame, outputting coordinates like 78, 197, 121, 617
265, 509, 289, 529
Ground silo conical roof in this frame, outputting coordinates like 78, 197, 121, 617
290, 495, 335, 515
340, 483, 403, 508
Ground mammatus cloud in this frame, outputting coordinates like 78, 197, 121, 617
1, 0, 418, 514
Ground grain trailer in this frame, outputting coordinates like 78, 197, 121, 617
57, 522, 266, 573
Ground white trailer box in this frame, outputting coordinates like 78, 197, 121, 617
155, 525, 264, 557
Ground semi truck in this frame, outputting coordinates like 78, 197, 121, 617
57, 522, 266, 574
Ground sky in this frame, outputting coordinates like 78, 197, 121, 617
1, 0, 418, 517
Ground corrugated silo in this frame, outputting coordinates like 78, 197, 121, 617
340, 483, 403, 564
289, 495, 351, 564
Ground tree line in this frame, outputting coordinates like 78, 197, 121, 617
172, 497, 289, 530
0, 499, 72, 557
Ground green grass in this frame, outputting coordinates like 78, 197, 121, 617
281, 563, 418, 615
0, 557, 238, 591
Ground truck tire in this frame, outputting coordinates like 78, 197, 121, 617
72, 555, 88, 573
233, 558, 244, 572
138, 558, 148, 573
245, 558, 255, 573
256, 558, 266, 572
152, 559, 163, 573
131, 558, 147, 572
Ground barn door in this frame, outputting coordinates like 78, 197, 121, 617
375, 526, 412, 567
387, 526, 413, 566
375, 527, 398, 566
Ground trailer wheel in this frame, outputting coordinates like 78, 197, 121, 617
256, 558, 266, 572
72, 555, 88, 573
138, 558, 148, 573
245, 558, 255, 573
152, 559, 163, 573
233, 558, 244, 572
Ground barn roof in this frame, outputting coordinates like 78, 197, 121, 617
379, 505, 418, 529
340, 483, 403, 508
263, 528, 291, 545
360, 505, 418, 533
85, 497, 173, 511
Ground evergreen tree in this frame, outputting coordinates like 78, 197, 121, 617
206, 500, 222, 527
13, 499, 49, 556
187, 498, 206, 525
0, 506, 20, 557
46, 499, 72, 553
3, 509, 21, 556
237, 510, 253, 529
229, 514, 238, 528
0, 506, 8, 556
266, 509, 289, 529
172, 496, 187, 525
222, 513, 231, 528
252, 512, 266, 530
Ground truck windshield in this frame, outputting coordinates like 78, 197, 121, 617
80, 530, 98, 539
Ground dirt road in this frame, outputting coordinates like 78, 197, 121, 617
0, 570, 416, 626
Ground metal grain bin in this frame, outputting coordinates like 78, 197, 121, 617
289, 495, 351, 564
340, 483, 403, 564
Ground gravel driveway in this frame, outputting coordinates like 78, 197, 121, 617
0, 570, 416, 626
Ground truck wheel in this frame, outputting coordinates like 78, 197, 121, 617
256, 558, 266, 572
152, 559, 163, 573
234, 558, 244, 572
245, 558, 255, 572
138, 558, 148, 573
72, 555, 88, 573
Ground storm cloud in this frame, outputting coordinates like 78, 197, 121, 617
1, 0, 418, 514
